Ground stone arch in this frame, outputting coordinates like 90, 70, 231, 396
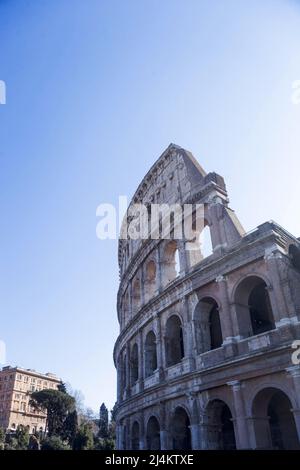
161, 240, 180, 287
233, 275, 275, 338
246, 380, 298, 415
251, 387, 300, 449
165, 314, 184, 367
145, 259, 156, 301
131, 421, 140, 450
205, 399, 236, 450
145, 330, 158, 377
146, 416, 161, 450
193, 297, 223, 353
170, 406, 192, 450
130, 343, 139, 386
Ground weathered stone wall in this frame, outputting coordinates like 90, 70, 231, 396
114, 144, 300, 450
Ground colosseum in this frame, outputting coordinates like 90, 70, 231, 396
113, 143, 300, 450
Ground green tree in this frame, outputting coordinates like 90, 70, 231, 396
94, 435, 115, 450
41, 435, 71, 450
30, 389, 75, 437
0, 428, 5, 451
15, 425, 30, 450
57, 382, 68, 394
5, 436, 18, 450
98, 403, 108, 438
73, 422, 94, 450
62, 409, 78, 446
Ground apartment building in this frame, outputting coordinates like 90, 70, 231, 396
0, 366, 61, 433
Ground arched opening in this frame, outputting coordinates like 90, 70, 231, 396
165, 315, 184, 367
194, 298, 223, 353
132, 278, 141, 314
171, 407, 192, 450
205, 400, 236, 450
234, 276, 275, 338
162, 241, 180, 287
145, 331, 157, 377
187, 215, 213, 268
146, 416, 161, 450
145, 260, 156, 301
199, 225, 213, 258
131, 421, 140, 450
252, 388, 300, 449
130, 343, 139, 386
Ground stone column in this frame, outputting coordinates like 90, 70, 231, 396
125, 344, 131, 398
182, 296, 195, 370
207, 200, 226, 254
138, 330, 144, 391
178, 239, 188, 275
128, 280, 133, 321
189, 424, 200, 450
187, 393, 201, 449
139, 411, 146, 450
286, 365, 300, 442
115, 422, 120, 449
117, 358, 122, 402
159, 401, 169, 450
155, 244, 162, 294
125, 418, 131, 450
227, 380, 250, 449
140, 265, 145, 306
117, 421, 124, 449
154, 314, 165, 380
215, 275, 235, 346
264, 249, 289, 326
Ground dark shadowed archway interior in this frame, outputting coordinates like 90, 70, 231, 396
131, 421, 140, 450
252, 388, 300, 449
206, 400, 236, 450
171, 407, 192, 450
145, 331, 157, 377
146, 416, 161, 450
165, 315, 184, 366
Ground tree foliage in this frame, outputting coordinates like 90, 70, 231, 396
41, 435, 71, 450
30, 389, 76, 437
98, 402, 109, 438
73, 422, 94, 450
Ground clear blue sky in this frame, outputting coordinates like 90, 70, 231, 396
0, 0, 300, 412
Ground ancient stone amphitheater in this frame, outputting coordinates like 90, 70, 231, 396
114, 144, 300, 450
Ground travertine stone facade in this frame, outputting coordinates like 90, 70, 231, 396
114, 144, 300, 450
0, 366, 60, 433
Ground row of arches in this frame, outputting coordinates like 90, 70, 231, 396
120, 275, 276, 392
123, 388, 300, 450
122, 228, 214, 326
